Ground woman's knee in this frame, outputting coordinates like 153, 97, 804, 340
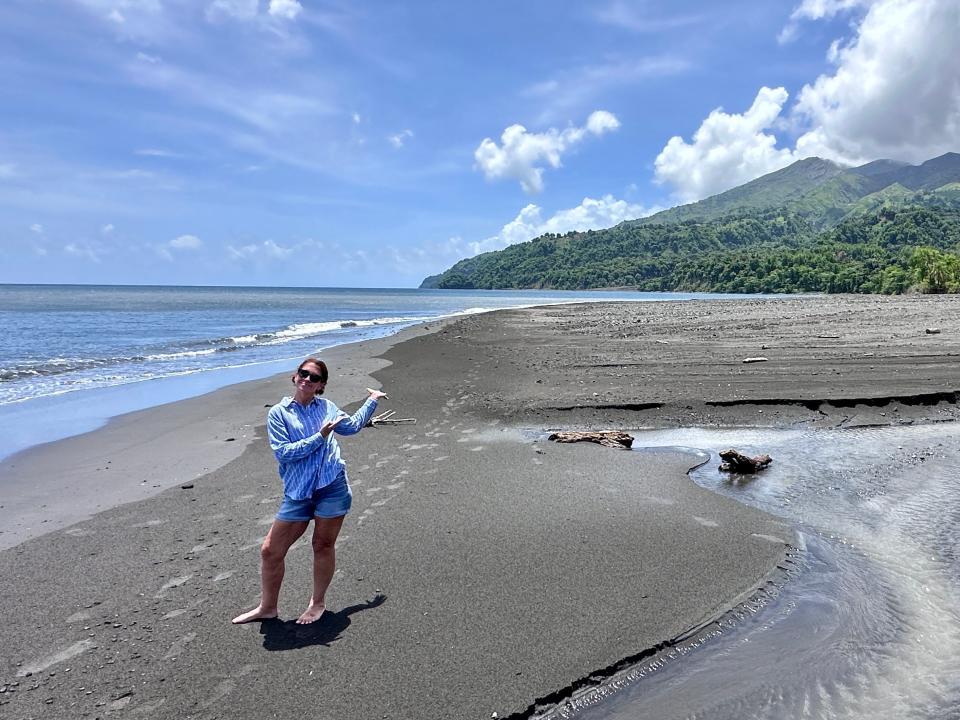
260, 537, 288, 563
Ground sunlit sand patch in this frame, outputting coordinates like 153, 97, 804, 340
365, 487, 383, 494
421, 467, 439, 475
191, 543, 214, 553
470, 446, 484, 451
213, 571, 233, 582
159, 575, 192, 592
358, 464, 371, 471
133, 520, 165, 529
162, 632, 197, 660
642, 496, 676, 506
387, 482, 405, 490
372, 498, 390, 507
235, 494, 256, 502
201, 513, 227, 522
751, 532, 789, 545
239, 536, 266, 552
259, 497, 279, 504
693, 516, 720, 528
434, 455, 449, 462
162, 609, 188, 620
17, 640, 96, 676
63, 527, 95, 537
65, 610, 92, 622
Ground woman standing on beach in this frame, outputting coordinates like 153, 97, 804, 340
232, 357, 386, 625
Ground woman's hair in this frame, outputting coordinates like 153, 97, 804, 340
293, 357, 329, 396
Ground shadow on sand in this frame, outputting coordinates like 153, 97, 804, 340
259, 593, 387, 651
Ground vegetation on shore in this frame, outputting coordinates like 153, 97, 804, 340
422, 153, 960, 294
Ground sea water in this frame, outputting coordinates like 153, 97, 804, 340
0, 284, 751, 460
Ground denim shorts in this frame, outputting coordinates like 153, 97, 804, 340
276, 473, 353, 521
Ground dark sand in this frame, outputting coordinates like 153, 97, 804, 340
2, 295, 958, 719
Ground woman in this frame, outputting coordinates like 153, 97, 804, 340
232, 357, 386, 625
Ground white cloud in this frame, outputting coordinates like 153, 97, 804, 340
30, 223, 44, 234
654, 87, 802, 202
780, 0, 871, 42
793, 0, 960, 164
388, 129, 414, 149
206, 0, 259, 22
227, 239, 294, 261
169, 234, 202, 249
102, 223, 115, 234
64, 242, 101, 262
352, 112, 361, 124
592, 1, 707, 32
474, 110, 621, 193
268, 0, 302, 20
135, 147, 179, 157
446, 195, 652, 259
654, 0, 960, 202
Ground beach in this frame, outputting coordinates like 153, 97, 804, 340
2, 294, 960, 719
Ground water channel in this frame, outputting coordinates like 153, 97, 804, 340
540, 423, 960, 720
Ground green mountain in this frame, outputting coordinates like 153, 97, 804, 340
628, 152, 960, 229
421, 152, 960, 294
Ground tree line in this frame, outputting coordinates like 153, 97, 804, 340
431, 207, 960, 294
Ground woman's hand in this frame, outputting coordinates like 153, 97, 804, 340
366, 388, 388, 401
320, 413, 349, 438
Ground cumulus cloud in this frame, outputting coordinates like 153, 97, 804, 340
155, 233, 203, 261
388, 129, 414, 149
102, 223, 115, 234
446, 194, 652, 259
268, 0, 302, 20
654, 0, 959, 202
793, 0, 960, 164
474, 110, 621, 193
654, 87, 802, 202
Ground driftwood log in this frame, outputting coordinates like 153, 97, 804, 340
719, 448, 772, 473
548, 431, 634, 449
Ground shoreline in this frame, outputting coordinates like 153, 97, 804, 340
0, 320, 448, 552
2, 294, 958, 719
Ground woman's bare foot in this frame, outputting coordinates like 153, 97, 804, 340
231, 605, 278, 624
295, 601, 326, 624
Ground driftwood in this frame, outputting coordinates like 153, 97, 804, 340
548, 431, 634, 449
369, 410, 417, 426
719, 448, 772, 473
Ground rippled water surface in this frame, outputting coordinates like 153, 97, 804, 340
544, 423, 960, 720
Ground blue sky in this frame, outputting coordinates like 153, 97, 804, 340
2, 0, 958, 287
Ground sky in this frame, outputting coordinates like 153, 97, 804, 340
1, 0, 958, 288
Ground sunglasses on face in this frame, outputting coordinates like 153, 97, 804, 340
297, 368, 325, 383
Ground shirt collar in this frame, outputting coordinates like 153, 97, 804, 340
281, 395, 322, 409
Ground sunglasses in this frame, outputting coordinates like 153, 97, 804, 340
297, 368, 325, 383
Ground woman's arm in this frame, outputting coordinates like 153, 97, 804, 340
333, 389, 386, 436
267, 407, 327, 462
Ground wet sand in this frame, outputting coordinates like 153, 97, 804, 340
2, 294, 958, 719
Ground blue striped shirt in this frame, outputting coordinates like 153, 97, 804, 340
266, 395, 378, 500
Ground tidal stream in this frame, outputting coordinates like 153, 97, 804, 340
542, 423, 960, 720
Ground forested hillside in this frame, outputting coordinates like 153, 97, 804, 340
422, 153, 960, 294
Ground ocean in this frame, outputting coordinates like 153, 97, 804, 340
0, 284, 749, 461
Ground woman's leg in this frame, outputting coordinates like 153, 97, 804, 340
296, 514, 346, 624
232, 519, 309, 623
